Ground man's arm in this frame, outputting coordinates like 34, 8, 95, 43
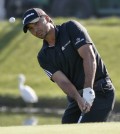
77, 44, 96, 107
51, 71, 90, 112
77, 44, 96, 89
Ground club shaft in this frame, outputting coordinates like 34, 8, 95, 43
78, 112, 85, 123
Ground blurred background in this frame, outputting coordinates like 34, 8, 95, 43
0, 0, 120, 20
0, 0, 120, 126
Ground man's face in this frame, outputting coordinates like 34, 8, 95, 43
27, 16, 49, 39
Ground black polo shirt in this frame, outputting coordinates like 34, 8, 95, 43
37, 20, 109, 90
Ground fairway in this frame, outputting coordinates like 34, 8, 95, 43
0, 122, 120, 134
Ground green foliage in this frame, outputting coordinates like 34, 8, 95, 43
0, 17, 120, 101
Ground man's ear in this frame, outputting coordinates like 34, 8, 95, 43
41, 15, 51, 24
44, 15, 52, 22
40, 16, 47, 24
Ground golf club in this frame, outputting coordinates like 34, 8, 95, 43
77, 112, 85, 123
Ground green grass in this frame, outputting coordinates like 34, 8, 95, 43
0, 17, 120, 101
0, 123, 120, 134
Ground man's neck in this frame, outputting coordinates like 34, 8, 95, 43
45, 26, 55, 47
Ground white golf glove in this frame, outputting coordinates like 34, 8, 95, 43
83, 87, 95, 106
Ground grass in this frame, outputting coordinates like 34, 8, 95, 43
0, 17, 120, 102
0, 123, 120, 134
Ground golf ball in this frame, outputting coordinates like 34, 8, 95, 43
9, 17, 16, 23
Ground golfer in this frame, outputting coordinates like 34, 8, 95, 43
22, 8, 115, 123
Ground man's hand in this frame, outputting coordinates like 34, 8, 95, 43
83, 87, 95, 106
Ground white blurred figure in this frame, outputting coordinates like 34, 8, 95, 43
22, 116, 38, 126
18, 74, 38, 107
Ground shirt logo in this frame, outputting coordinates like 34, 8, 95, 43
61, 40, 71, 51
75, 38, 84, 45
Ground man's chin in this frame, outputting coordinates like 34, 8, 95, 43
38, 33, 47, 39
36, 35, 44, 39
38, 36, 44, 39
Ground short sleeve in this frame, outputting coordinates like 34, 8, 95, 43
66, 20, 93, 49
37, 52, 58, 80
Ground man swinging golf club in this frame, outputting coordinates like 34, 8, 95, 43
22, 8, 115, 123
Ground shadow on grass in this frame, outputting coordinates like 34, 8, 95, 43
0, 22, 21, 50
0, 22, 23, 62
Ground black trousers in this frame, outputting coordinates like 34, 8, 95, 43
62, 80, 115, 123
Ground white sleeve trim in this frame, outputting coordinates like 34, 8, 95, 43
44, 69, 52, 78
